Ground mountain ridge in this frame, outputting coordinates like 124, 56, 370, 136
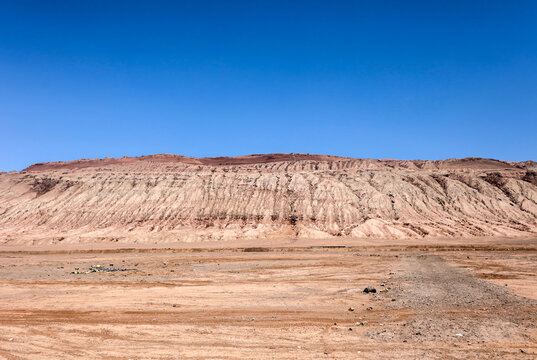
23, 153, 535, 172
1, 153, 536, 245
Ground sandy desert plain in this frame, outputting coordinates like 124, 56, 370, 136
1, 154, 537, 359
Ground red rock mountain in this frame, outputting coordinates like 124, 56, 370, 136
1, 153, 536, 245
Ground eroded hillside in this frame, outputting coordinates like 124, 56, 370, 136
1, 154, 536, 245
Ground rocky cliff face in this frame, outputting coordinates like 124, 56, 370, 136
1, 154, 536, 245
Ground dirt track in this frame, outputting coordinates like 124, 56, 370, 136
390, 255, 537, 348
0, 243, 536, 359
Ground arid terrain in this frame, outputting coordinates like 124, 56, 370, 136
1, 154, 536, 359
1, 154, 536, 244
0, 238, 536, 359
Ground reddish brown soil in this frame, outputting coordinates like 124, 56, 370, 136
0, 239, 536, 359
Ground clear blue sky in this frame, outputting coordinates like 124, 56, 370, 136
1, 1, 536, 171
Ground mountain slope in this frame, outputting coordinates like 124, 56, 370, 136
1, 154, 536, 245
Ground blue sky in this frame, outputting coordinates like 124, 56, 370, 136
1, 1, 536, 171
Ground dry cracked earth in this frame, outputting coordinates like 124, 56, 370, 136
0, 240, 536, 359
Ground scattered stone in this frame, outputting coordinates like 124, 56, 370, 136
415, 331, 421, 335
348, 307, 354, 312
456, 333, 464, 337
348, 327, 353, 331
366, 307, 373, 311
172, 304, 177, 307
363, 286, 377, 294
72, 265, 137, 274
8, 338, 14, 342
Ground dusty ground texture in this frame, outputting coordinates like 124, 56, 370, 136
0, 240, 536, 359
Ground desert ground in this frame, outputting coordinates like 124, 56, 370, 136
1, 237, 536, 359
1, 154, 537, 358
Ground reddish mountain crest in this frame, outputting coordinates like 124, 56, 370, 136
24, 153, 349, 171
1, 153, 536, 245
